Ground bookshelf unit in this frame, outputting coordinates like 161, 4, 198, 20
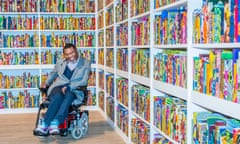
97, 0, 240, 144
0, 0, 97, 114
1, 0, 240, 143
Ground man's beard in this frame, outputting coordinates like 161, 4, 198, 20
67, 59, 77, 64
67, 56, 78, 64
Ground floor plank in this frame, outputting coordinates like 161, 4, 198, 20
0, 111, 126, 144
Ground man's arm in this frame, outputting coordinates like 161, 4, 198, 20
45, 62, 59, 86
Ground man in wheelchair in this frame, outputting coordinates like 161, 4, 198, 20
34, 43, 91, 137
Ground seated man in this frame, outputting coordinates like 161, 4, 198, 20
35, 43, 91, 134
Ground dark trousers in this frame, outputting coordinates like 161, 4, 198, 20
44, 87, 76, 125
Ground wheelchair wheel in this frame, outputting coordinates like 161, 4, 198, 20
60, 129, 68, 137
81, 112, 89, 136
71, 127, 83, 140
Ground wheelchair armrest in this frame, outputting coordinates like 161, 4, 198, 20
40, 100, 50, 109
39, 87, 50, 102
39, 87, 49, 93
72, 99, 85, 107
76, 86, 87, 93
75, 86, 88, 105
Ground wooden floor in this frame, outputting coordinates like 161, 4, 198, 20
0, 111, 126, 144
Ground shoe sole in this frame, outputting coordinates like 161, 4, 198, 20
33, 129, 49, 137
49, 129, 60, 135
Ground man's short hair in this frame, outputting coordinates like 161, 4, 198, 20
63, 43, 79, 57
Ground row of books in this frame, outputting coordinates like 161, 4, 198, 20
86, 88, 96, 106
106, 48, 114, 68
117, 48, 128, 72
154, 0, 180, 9
106, 27, 114, 46
0, 48, 95, 65
0, 88, 97, 109
88, 70, 96, 87
97, 11, 104, 29
153, 95, 187, 144
41, 32, 96, 47
98, 71, 104, 90
131, 49, 150, 78
131, 118, 150, 144
40, 16, 95, 30
154, 8, 187, 45
116, 22, 128, 46
116, 78, 128, 107
131, 16, 150, 46
106, 96, 115, 122
153, 50, 187, 88
0, 15, 95, 30
98, 49, 104, 65
0, 32, 39, 48
97, 0, 104, 11
98, 91, 105, 111
106, 74, 114, 97
131, 84, 150, 122
0, 90, 39, 109
130, 0, 150, 17
39, 0, 95, 13
1, 32, 96, 48
0, 15, 39, 30
193, 112, 240, 144
117, 104, 129, 137
193, 49, 240, 103
192, 0, 240, 43
105, 5, 114, 26
105, 0, 114, 6
153, 133, 173, 144
0, 50, 39, 65
0, 72, 39, 89
0, 0, 95, 13
0, 0, 38, 12
98, 31, 104, 47
115, 0, 128, 23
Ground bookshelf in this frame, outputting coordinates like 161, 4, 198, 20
1, 0, 240, 143
97, 0, 240, 144
0, 0, 97, 114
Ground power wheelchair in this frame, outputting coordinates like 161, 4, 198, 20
33, 86, 89, 140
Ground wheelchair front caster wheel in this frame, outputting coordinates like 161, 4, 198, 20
71, 127, 83, 140
60, 131, 68, 137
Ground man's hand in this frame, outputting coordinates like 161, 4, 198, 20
62, 86, 67, 94
41, 83, 47, 88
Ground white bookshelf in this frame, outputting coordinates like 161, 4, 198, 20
96, 0, 240, 144
0, 108, 39, 114
0, 0, 97, 114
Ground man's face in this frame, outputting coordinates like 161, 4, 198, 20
63, 47, 77, 62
